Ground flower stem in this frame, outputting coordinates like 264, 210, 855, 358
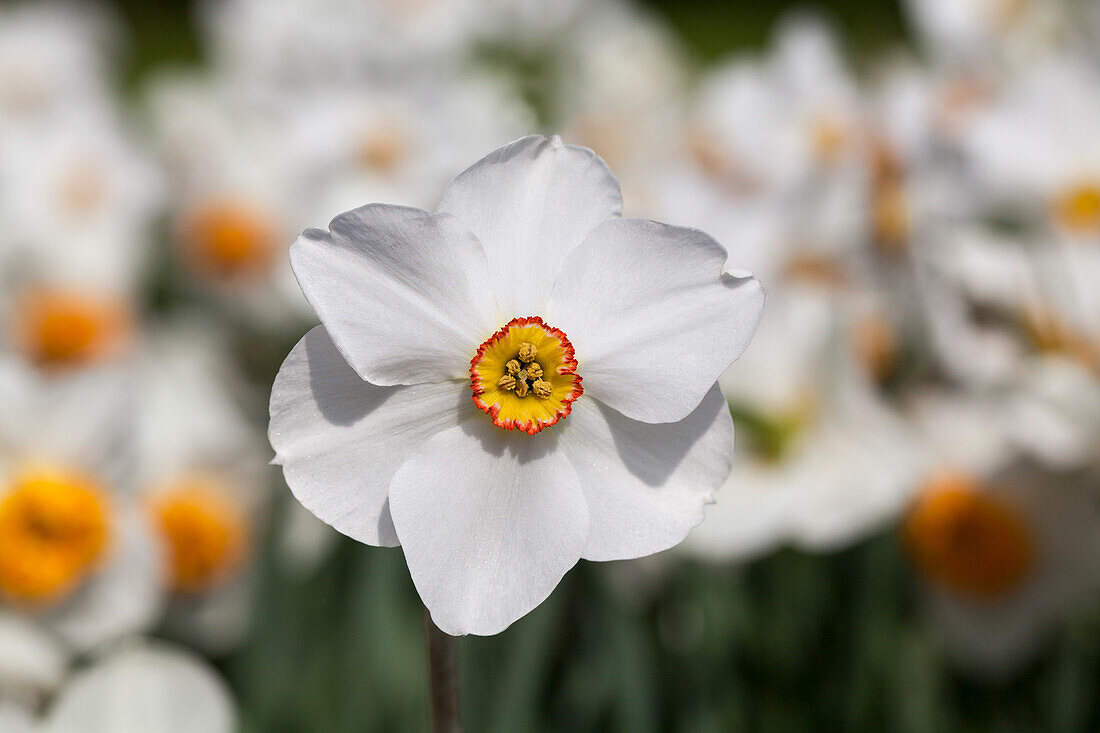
423, 605, 462, 733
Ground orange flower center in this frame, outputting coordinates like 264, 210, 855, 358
812, 117, 847, 165
357, 126, 407, 173
871, 182, 910, 253
179, 200, 279, 281
0, 469, 111, 606
13, 290, 132, 370
851, 315, 900, 384
149, 480, 248, 594
1053, 182, 1100, 236
470, 316, 583, 435
904, 473, 1034, 600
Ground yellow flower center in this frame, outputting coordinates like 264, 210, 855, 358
470, 316, 583, 435
0, 469, 111, 606
13, 290, 132, 370
1053, 182, 1100, 236
356, 126, 407, 173
871, 181, 910, 253
781, 253, 849, 289
149, 479, 249, 594
812, 117, 847, 165
179, 200, 279, 282
904, 473, 1034, 600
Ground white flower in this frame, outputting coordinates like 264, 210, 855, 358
684, 288, 924, 559
0, 363, 164, 653
903, 460, 1100, 677
963, 57, 1100, 238
902, 0, 1069, 68
0, 115, 163, 298
0, 611, 69, 708
270, 135, 765, 635
133, 324, 269, 653
0, 2, 118, 130
39, 641, 236, 733
201, 0, 482, 83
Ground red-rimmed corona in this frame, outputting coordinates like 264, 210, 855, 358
470, 316, 583, 435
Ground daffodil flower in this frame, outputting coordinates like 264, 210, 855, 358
270, 135, 765, 635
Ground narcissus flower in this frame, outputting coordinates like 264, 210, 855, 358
270, 135, 765, 635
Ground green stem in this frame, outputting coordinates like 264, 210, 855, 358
423, 605, 462, 733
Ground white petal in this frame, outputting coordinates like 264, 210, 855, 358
388, 419, 589, 636
270, 327, 471, 547
546, 218, 766, 423
0, 612, 69, 699
47, 508, 164, 653
42, 642, 236, 733
290, 204, 499, 386
557, 386, 733, 561
0, 702, 36, 733
437, 135, 623, 316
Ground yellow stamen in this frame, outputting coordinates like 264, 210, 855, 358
0, 469, 111, 606
13, 290, 132, 370
149, 479, 249, 594
517, 342, 537, 363
904, 473, 1034, 600
470, 316, 583, 435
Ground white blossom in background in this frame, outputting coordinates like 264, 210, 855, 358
40, 641, 236, 733
685, 286, 923, 559
0, 1, 118, 133
270, 135, 765, 635
133, 323, 269, 654
0, 362, 164, 654
902, 396, 1100, 676
0, 612, 69, 710
200, 0, 483, 84
0, 114, 163, 299
903, 0, 1074, 70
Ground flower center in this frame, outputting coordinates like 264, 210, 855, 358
904, 472, 1034, 600
470, 316, 583, 435
179, 200, 279, 281
56, 161, 105, 219
149, 479, 249, 594
13, 290, 132, 370
0, 468, 111, 606
357, 125, 407, 174
851, 315, 900, 385
812, 117, 847, 165
871, 181, 910, 253
1053, 182, 1100, 236
781, 253, 849, 289
1022, 307, 1100, 373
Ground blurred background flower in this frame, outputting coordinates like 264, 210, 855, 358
1, 0, 1100, 730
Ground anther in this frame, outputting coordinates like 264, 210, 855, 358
506, 360, 521, 375
517, 343, 537, 363
497, 375, 517, 391
526, 362, 543, 379
532, 380, 552, 399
